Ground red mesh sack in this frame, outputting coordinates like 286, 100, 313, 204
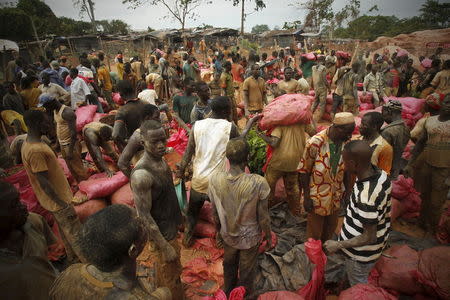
297, 239, 327, 300
75, 105, 97, 132
416, 246, 450, 299
370, 244, 424, 295
167, 127, 189, 156
436, 206, 450, 244
110, 183, 134, 207
194, 220, 217, 238
73, 198, 108, 223
258, 291, 305, 300
199, 201, 215, 224
259, 94, 313, 130
338, 284, 397, 300
258, 231, 277, 253
79, 171, 129, 199
358, 91, 374, 104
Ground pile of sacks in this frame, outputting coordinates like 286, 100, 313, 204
369, 244, 450, 299
390, 175, 422, 222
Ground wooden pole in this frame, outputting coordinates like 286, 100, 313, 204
29, 15, 44, 57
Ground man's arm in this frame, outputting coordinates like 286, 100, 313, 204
55, 84, 70, 102
322, 68, 330, 91
131, 169, 177, 262
62, 108, 78, 159
363, 75, 369, 93
242, 79, 250, 115
35, 171, 69, 208
176, 124, 196, 178
118, 130, 142, 178
404, 129, 427, 177
324, 223, 377, 254
353, 74, 358, 100
298, 140, 317, 213
240, 114, 262, 138
257, 128, 280, 148
84, 129, 114, 177
172, 96, 191, 133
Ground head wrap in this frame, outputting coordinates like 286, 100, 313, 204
333, 112, 355, 125
426, 93, 445, 110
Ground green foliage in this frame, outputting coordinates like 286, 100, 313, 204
0, 7, 33, 41
16, 0, 56, 18
147, 26, 155, 32
230, 0, 266, 11
57, 17, 92, 36
239, 39, 259, 51
294, 0, 334, 28
283, 20, 302, 30
247, 129, 267, 175
419, 0, 449, 28
251, 24, 269, 34
97, 19, 130, 35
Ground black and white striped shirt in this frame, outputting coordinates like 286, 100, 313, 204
339, 169, 391, 263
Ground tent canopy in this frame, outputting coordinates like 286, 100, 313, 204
0, 39, 19, 52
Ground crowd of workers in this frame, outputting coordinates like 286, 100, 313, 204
0, 38, 449, 299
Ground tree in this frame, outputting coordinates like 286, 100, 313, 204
251, 24, 269, 34
283, 20, 302, 30
73, 0, 97, 32
58, 17, 92, 36
292, 0, 334, 30
419, 0, 450, 28
123, 0, 209, 31
0, 7, 33, 41
229, 0, 266, 36
16, 0, 60, 37
97, 19, 130, 34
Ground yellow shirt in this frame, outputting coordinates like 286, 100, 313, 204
97, 65, 112, 91
21, 141, 72, 212
278, 79, 301, 94
242, 76, 266, 111
431, 69, 450, 95
116, 63, 124, 80
20, 88, 42, 109
269, 123, 315, 172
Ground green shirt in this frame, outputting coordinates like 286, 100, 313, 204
173, 95, 197, 124
329, 142, 342, 176
220, 72, 234, 97
301, 61, 315, 79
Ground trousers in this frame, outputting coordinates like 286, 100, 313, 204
344, 257, 376, 287
306, 210, 339, 242
223, 242, 259, 297
60, 141, 88, 183
265, 166, 301, 216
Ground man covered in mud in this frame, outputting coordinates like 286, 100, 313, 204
130, 120, 184, 299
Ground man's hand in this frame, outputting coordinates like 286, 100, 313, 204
263, 231, 273, 250
402, 164, 413, 178
244, 108, 250, 117
324, 240, 342, 254
303, 195, 314, 213
161, 243, 177, 262
105, 169, 115, 178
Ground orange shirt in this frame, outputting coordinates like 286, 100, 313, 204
231, 63, 244, 83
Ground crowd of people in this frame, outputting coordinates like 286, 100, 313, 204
0, 38, 449, 300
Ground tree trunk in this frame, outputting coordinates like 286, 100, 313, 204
240, 0, 245, 36
88, 0, 96, 33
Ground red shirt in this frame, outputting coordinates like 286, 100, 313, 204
231, 63, 244, 83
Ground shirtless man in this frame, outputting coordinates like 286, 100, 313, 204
130, 120, 184, 299
117, 104, 161, 178
83, 122, 118, 177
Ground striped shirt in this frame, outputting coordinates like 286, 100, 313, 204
339, 168, 391, 263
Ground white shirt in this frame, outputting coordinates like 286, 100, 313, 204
70, 77, 91, 109
191, 118, 232, 193
137, 89, 157, 105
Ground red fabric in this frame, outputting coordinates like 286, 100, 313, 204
73, 199, 108, 223
258, 291, 305, 300
112, 92, 124, 106
302, 53, 316, 60
392, 175, 418, 199
336, 51, 350, 59
384, 97, 426, 128
274, 177, 287, 200
358, 107, 383, 118
359, 103, 375, 111
391, 176, 422, 219
194, 221, 217, 238
436, 206, 450, 244
258, 231, 278, 253
369, 244, 423, 295
297, 239, 327, 300
259, 94, 313, 130
79, 171, 129, 199
199, 201, 215, 225
415, 246, 450, 299
390, 198, 404, 222
167, 127, 189, 156
110, 183, 134, 207
19, 185, 54, 225
338, 284, 397, 300
4, 167, 30, 188
75, 105, 97, 132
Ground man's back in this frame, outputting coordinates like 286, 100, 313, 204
192, 118, 232, 194
21, 141, 72, 212
208, 172, 270, 249
312, 64, 326, 90
115, 101, 147, 139
50, 264, 159, 300
381, 120, 410, 178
